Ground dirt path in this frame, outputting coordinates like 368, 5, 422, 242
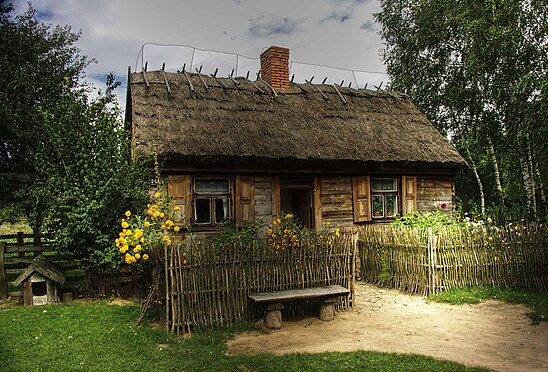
228, 282, 548, 371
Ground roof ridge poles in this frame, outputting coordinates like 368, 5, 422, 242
305, 79, 329, 101
331, 83, 347, 104
181, 63, 195, 92
161, 62, 171, 93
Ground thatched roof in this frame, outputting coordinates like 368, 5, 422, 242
127, 71, 466, 173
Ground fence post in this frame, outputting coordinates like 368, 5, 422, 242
428, 227, 438, 294
0, 242, 7, 299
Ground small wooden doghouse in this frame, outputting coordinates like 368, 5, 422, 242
13, 255, 65, 306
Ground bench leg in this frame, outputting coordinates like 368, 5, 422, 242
265, 303, 284, 329
319, 298, 337, 321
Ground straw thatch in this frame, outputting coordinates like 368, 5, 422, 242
127, 71, 466, 172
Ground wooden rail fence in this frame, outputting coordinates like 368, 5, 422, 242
359, 224, 548, 295
165, 234, 356, 335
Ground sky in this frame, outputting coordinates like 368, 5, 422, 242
12, 0, 389, 107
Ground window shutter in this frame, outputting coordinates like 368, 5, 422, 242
235, 176, 254, 224
167, 175, 191, 224
402, 176, 417, 215
313, 177, 322, 228
272, 176, 281, 217
352, 176, 371, 222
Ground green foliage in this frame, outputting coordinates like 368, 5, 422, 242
212, 220, 264, 245
391, 211, 466, 230
0, 3, 89, 223
375, 0, 547, 220
429, 286, 547, 323
0, 302, 486, 372
37, 86, 149, 268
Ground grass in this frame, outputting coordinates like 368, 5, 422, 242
0, 301, 487, 372
0, 221, 32, 236
429, 286, 547, 323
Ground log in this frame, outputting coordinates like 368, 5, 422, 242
265, 303, 284, 329
319, 298, 336, 321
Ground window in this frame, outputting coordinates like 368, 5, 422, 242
193, 178, 231, 225
371, 178, 397, 218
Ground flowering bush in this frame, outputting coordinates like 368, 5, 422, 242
266, 214, 340, 252
115, 191, 185, 265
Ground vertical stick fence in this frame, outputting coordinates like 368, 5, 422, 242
164, 234, 356, 335
359, 224, 548, 295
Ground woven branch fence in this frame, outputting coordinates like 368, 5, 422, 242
164, 234, 356, 335
359, 224, 548, 296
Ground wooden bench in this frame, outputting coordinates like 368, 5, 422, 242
249, 285, 350, 329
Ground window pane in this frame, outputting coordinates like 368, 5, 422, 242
372, 195, 384, 218
195, 179, 229, 194
194, 198, 211, 224
385, 195, 397, 217
214, 198, 230, 224
372, 178, 396, 192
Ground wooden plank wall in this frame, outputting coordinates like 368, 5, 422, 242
253, 176, 273, 230
416, 176, 454, 215
320, 177, 354, 228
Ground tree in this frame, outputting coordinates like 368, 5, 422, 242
375, 0, 547, 221
0, 2, 88, 227
34, 78, 149, 274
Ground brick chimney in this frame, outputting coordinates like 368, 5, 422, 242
260, 46, 290, 90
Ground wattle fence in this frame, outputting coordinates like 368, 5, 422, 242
358, 224, 548, 295
164, 235, 356, 335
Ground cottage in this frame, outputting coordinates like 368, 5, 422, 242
125, 46, 466, 236
13, 255, 65, 306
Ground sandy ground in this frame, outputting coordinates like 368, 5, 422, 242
228, 282, 548, 371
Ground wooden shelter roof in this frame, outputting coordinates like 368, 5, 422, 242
126, 71, 467, 173
13, 255, 65, 286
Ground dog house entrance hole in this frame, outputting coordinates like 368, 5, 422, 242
32, 281, 47, 296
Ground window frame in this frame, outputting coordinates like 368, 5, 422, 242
192, 177, 232, 226
371, 177, 398, 219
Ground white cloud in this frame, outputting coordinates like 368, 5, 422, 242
12, 0, 388, 106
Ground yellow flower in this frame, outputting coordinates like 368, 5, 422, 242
285, 213, 293, 219
267, 228, 273, 235
272, 220, 278, 225
174, 226, 180, 233
161, 224, 166, 230
140, 237, 145, 243
119, 246, 128, 254
153, 211, 160, 218
133, 245, 141, 253
126, 230, 132, 236
173, 206, 181, 211
115, 238, 119, 245
124, 253, 133, 264
325, 221, 331, 225
121, 221, 129, 229
119, 231, 126, 238
183, 259, 188, 265
166, 220, 174, 227
144, 221, 151, 228
159, 212, 165, 218
142, 254, 149, 261
135, 253, 141, 260
335, 228, 340, 237
155, 191, 161, 199
162, 235, 171, 246
125, 211, 131, 217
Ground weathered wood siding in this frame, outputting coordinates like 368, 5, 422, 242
254, 176, 273, 228
416, 176, 454, 215
320, 177, 354, 228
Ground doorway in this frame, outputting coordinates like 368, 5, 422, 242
280, 177, 313, 228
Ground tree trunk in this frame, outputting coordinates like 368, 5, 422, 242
526, 135, 538, 220
466, 146, 485, 216
488, 136, 505, 220
533, 157, 547, 218
519, 133, 536, 220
